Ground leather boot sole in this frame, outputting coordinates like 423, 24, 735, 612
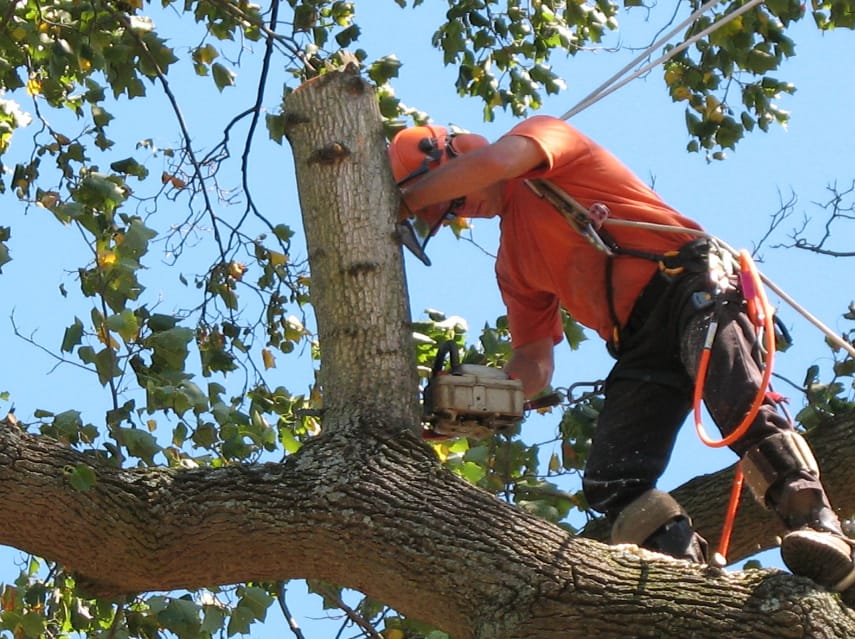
781, 529, 855, 591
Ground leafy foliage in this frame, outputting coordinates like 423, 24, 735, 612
0, 0, 853, 638
414, 310, 596, 530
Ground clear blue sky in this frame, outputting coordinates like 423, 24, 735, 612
1, 1, 854, 636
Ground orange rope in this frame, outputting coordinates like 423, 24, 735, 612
692, 250, 776, 564
693, 250, 775, 448
715, 463, 744, 565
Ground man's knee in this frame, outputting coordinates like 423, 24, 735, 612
610, 489, 687, 545
582, 473, 648, 519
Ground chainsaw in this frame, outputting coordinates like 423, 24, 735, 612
422, 341, 526, 440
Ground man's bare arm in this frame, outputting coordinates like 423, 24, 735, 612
400, 134, 545, 212
505, 336, 555, 398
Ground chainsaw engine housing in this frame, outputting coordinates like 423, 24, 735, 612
424, 364, 525, 439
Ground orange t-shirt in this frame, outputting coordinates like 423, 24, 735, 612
496, 115, 703, 346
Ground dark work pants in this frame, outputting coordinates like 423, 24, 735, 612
582, 258, 824, 525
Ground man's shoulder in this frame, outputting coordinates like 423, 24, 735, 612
506, 115, 580, 140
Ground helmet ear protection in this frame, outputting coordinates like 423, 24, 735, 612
388, 124, 457, 187
387, 125, 489, 266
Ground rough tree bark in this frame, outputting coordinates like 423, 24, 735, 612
1, 69, 854, 639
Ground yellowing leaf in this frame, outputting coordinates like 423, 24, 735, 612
1, 585, 17, 612
98, 249, 118, 268
194, 43, 219, 65
262, 348, 276, 369
26, 78, 41, 96
431, 441, 450, 462
38, 191, 59, 208
385, 630, 404, 639
268, 250, 287, 266
228, 261, 247, 280
95, 323, 119, 349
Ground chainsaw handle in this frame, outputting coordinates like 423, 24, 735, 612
432, 340, 461, 376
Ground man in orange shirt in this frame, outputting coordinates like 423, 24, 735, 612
389, 115, 855, 597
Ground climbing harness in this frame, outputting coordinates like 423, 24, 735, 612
530, 179, 855, 566
524, 178, 712, 354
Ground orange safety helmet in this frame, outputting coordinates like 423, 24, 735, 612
388, 125, 489, 233
388, 125, 489, 264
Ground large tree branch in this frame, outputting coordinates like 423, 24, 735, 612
2, 417, 855, 639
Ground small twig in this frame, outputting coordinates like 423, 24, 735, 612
116, 12, 227, 260
315, 585, 383, 639
10, 313, 92, 374
276, 583, 307, 639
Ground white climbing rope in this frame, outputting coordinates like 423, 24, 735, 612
561, 0, 767, 120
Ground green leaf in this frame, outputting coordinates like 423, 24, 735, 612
201, 605, 226, 635
75, 172, 127, 213
91, 105, 113, 128
20, 611, 46, 638
0, 226, 10, 272
193, 422, 218, 449
744, 48, 779, 74
293, 4, 317, 31
120, 218, 157, 261
334, 24, 361, 48
64, 464, 97, 491
157, 597, 201, 637
368, 55, 402, 85
561, 311, 587, 350
106, 309, 140, 343
41, 410, 96, 445
148, 313, 178, 332
265, 113, 285, 144
457, 460, 486, 484
226, 605, 255, 636
272, 224, 294, 242
211, 63, 236, 91
61, 317, 84, 352
110, 157, 149, 180
146, 326, 194, 371
118, 427, 162, 465
93, 347, 121, 385
239, 586, 274, 619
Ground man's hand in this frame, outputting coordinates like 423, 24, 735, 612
505, 336, 555, 398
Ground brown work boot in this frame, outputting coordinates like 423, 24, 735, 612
781, 528, 855, 594
643, 516, 709, 564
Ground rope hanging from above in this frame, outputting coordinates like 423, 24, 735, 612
561, 0, 766, 120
